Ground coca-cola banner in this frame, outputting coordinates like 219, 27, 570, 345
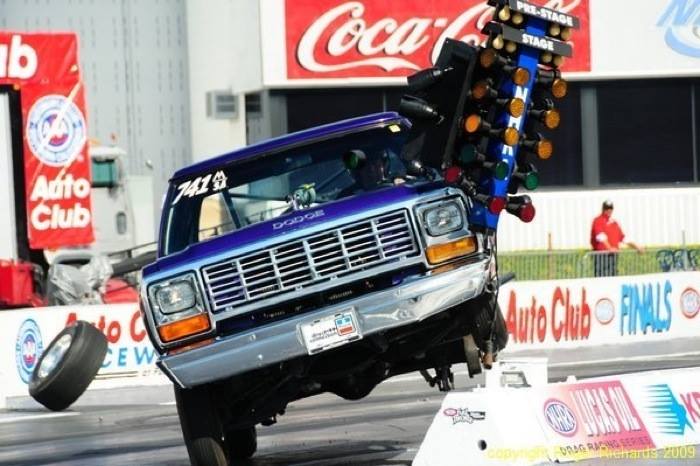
283, 0, 590, 81
0, 32, 94, 249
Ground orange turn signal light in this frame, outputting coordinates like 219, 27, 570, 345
158, 313, 211, 343
426, 237, 477, 265
168, 337, 215, 355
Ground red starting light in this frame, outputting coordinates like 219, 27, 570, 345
506, 196, 536, 222
444, 166, 464, 184
518, 203, 536, 222
488, 197, 506, 214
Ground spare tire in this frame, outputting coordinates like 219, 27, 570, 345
29, 320, 108, 411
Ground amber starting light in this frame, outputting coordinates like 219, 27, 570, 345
543, 109, 561, 129
426, 237, 477, 264
464, 115, 483, 134
552, 78, 568, 98
512, 67, 531, 86
158, 313, 211, 343
472, 80, 490, 100
535, 139, 554, 160
480, 48, 497, 68
503, 127, 520, 146
507, 98, 525, 118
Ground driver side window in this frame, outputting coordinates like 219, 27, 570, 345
198, 193, 235, 241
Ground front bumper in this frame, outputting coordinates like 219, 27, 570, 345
159, 258, 489, 388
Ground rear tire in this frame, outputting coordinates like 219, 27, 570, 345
224, 426, 257, 461
469, 294, 508, 353
29, 321, 108, 411
175, 384, 228, 466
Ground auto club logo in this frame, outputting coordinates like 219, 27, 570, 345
26, 94, 87, 166
543, 398, 578, 436
680, 287, 700, 318
15, 318, 44, 384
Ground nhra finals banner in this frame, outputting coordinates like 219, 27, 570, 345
283, 0, 591, 80
0, 32, 93, 249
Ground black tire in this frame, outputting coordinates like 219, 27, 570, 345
29, 320, 108, 411
224, 426, 257, 461
175, 385, 228, 466
470, 295, 508, 353
191, 438, 228, 466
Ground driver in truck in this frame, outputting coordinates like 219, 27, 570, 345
342, 148, 403, 196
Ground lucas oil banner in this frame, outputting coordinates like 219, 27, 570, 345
0, 32, 94, 249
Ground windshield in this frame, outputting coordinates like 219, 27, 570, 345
162, 123, 409, 255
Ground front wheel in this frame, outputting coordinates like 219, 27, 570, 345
175, 385, 227, 466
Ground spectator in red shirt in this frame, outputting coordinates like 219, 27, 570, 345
590, 200, 644, 277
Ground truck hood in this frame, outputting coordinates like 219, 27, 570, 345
144, 182, 441, 277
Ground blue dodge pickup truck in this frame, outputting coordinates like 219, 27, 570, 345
141, 112, 507, 464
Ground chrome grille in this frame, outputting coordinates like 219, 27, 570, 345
202, 210, 418, 313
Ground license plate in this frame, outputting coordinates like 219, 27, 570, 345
300, 309, 361, 355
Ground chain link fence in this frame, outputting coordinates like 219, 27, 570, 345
497, 247, 700, 281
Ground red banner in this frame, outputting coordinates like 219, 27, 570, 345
0, 32, 94, 249
285, 0, 590, 79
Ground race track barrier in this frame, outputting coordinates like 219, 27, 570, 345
2, 271, 698, 409
498, 271, 700, 350
0, 303, 167, 409
414, 366, 700, 465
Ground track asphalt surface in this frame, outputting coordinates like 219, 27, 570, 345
1, 339, 699, 466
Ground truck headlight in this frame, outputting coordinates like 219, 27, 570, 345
148, 273, 211, 343
423, 201, 463, 236
155, 279, 196, 314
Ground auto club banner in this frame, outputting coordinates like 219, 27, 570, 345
499, 272, 700, 351
0, 32, 94, 249
281, 0, 591, 81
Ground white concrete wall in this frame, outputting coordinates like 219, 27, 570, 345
185, 0, 263, 162
497, 187, 700, 251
